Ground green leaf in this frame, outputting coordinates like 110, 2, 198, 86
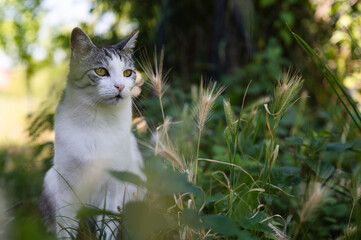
304, 159, 335, 179
182, 209, 240, 237
286, 137, 303, 145
271, 167, 300, 186
146, 167, 200, 195
250, 222, 275, 234
202, 214, 240, 236
322, 203, 349, 218
109, 170, 146, 187
234, 189, 260, 217
182, 209, 204, 229
324, 142, 352, 152
238, 211, 264, 229
238, 230, 261, 240
238, 212, 276, 236
76, 206, 117, 219
206, 193, 227, 205
123, 201, 173, 240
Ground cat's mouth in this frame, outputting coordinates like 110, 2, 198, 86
105, 94, 123, 104
110, 94, 122, 100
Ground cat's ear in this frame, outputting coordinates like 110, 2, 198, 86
70, 27, 95, 55
114, 31, 139, 51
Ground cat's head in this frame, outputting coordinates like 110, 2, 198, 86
68, 27, 138, 106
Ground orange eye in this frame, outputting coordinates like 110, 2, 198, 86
95, 68, 108, 76
123, 69, 133, 77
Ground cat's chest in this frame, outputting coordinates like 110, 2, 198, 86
56, 122, 131, 168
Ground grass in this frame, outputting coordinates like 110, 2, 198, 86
0, 48, 361, 239
289, 26, 361, 131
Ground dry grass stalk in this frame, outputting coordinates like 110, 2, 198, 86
195, 80, 225, 131
157, 144, 185, 171
139, 48, 168, 99
154, 117, 186, 171
267, 223, 289, 240
198, 158, 259, 187
193, 81, 224, 184
299, 182, 329, 223
345, 224, 357, 239
292, 182, 329, 240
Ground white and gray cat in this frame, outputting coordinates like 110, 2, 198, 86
39, 27, 144, 239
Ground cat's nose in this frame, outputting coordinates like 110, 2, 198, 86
114, 84, 125, 92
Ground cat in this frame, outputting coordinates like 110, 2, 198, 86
39, 27, 144, 239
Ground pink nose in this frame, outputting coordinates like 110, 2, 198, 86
114, 84, 125, 92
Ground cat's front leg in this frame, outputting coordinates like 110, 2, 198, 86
55, 194, 81, 239
96, 183, 140, 240
96, 188, 123, 240
54, 172, 85, 239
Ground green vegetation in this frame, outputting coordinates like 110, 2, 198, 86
1, 0, 361, 239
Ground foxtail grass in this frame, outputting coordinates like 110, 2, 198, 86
293, 182, 330, 240
193, 80, 225, 184
263, 71, 304, 215
139, 47, 169, 123
264, 71, 304, 172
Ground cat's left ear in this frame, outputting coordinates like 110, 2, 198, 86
114, 31, 139, 51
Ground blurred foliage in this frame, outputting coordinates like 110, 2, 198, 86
0, 0, 43, 86
1, 0, 361, 239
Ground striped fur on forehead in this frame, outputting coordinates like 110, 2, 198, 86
100, 47, 134, 66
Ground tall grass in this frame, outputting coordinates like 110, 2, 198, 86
289, 27, 361, 132
48, 49, 360, 239
4, 47, 360, 239
116, 50, 305, 239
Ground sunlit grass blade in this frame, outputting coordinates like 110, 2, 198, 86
345, 28, 361, 58
289, 27, 361, 131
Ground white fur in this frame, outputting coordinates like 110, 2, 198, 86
42, 54, 143, 239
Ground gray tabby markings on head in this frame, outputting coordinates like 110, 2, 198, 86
70, 27, 138, 59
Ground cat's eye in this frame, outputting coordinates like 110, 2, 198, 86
94, 68, 108, 76
123, 69, 133, 77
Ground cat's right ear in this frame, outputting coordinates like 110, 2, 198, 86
70, 27, 95, 56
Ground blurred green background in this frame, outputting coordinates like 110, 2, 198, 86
0, 0, 361, 239
1, 0, 360, 143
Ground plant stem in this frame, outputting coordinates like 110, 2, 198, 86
158, 96, 172, 151
159, 97, 166, 123
292, 223, 301, 240
347, 202, 355, 235
194, 128, 202, 184
264, 112, 274, 214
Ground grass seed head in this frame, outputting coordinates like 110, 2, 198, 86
154, 117, 186, 171
345, 224, 357, 239
223, 99, 237, 141
351, 165, 361, 204
139, 48, 168, 98
195, 80, 225, 130
299, 182, 329, 223
268, 223, 289, 240
271, 70, 304, 117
